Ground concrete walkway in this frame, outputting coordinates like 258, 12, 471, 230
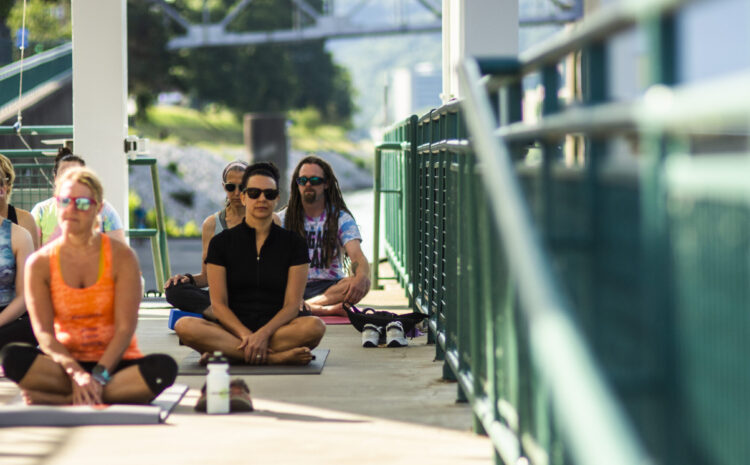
0, 263, 492, 464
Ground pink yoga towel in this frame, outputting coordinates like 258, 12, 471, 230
320, 316, 350, 325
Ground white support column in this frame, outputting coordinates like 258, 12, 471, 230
441, 0, 453, 103
442, 0, 518, 102
72, 0, 129, 229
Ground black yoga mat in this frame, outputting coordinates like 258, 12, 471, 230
177, 348, 329, 375
0, 384, 188, 427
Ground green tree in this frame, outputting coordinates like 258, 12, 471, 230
0, 0, 14, 64
7, 0, 71, 57
290, 41, 355, 125
128, 0, 353, 124
174, 43, 299, 116
127, 0, 180, 121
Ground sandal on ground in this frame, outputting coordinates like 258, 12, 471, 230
194, 383, 208, 412
194, 379, 254, 413
229, 378, 254, 412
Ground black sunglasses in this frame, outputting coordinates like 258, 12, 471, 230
224, 183, 242, 192
243, 188, 280, 200
296, 176, 325, 186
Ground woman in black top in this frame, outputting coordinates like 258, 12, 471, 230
175, 162, 325, 365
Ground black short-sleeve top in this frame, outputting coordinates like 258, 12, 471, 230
205, 221, 309, 327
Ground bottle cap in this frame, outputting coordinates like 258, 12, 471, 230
207, 351, 228, 364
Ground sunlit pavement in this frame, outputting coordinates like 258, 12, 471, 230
0, 262, 492, 464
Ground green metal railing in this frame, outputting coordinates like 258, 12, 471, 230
372, 115, 418, 295
374, 0, 750, 463
2, 126, 73, 210
1, 137, 171, 294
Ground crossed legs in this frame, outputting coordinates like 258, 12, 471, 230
305, 277, 360, 316
175, 316, 326, 365
0, 345, 177, 405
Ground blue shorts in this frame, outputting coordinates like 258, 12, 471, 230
304, 279, 340, 299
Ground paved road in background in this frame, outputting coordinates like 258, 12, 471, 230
133, 189, 380, 291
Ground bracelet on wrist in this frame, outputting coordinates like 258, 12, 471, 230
184, 273, 196, 286
91, 364, 111, 385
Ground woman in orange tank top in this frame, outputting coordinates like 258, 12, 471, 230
0, 167, 176, 405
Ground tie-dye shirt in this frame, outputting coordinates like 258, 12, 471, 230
278, 208, 362, 281
30, 197, 123, 245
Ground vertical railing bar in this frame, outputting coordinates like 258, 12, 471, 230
640, 10, 681, 464
372, 146, 383, 290
150, 162, 171, 284
541, 64, 561, 241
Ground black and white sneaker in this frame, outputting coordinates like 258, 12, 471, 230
386, 321, 408, 347
362, 323, 381, 348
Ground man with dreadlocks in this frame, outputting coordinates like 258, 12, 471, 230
278, 155, 370, 317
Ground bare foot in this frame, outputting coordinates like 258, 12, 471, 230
267, 347, 314, 366
198, 352, 211, 366
309, 303, 346, 317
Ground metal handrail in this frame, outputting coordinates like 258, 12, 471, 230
374, 0, 750, 462
516, 0, 694, 73
459, 57, 647, 465
0, 125, 73, 135
492, 70, 750, 142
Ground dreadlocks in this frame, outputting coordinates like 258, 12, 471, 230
285, 155, 351, 269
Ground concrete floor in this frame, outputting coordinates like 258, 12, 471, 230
0, 264, 493, 464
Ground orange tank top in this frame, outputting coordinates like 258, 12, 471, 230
50, 234, 142, 362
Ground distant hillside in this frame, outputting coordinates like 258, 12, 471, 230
325, 0, 442, 131
328, 33, 441, 131
325, 0, 566, 132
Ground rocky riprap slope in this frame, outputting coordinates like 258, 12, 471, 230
129, 141, 373, 230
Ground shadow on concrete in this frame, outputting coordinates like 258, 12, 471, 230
249, 410, 368, 424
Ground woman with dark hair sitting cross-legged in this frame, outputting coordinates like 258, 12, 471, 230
174, 162, 326, 366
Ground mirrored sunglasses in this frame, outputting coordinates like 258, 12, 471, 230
243, 188, 279, 200
296, 176, 325, 186
224, 183, 243, 192
56, 196, 97, 211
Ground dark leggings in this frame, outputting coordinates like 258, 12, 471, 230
0, 344, 178, 397
0, 313, 37, 350
165, 282, 211, 315
303, 279, 340, 300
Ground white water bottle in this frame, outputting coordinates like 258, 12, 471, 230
206, 351, 230, 414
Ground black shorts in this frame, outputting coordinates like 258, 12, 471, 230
0, 312, 37, 349
303, 279, 340, 299
235, 313, 274, 332
0, 344, 177, 396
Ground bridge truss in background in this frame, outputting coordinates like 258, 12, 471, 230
147, 0, 582, 50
